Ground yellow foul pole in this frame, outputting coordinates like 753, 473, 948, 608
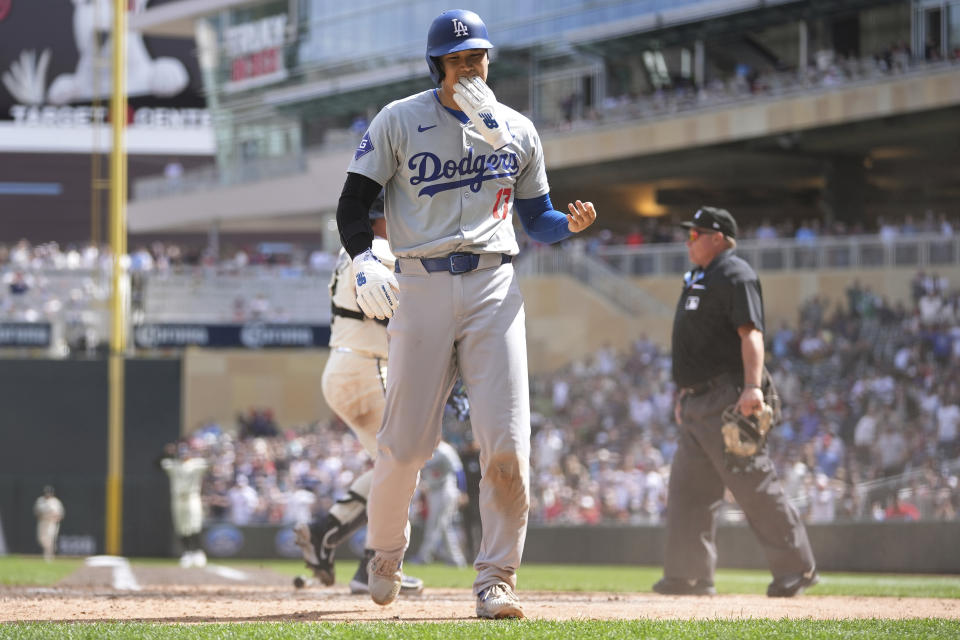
105, 0, 128, 556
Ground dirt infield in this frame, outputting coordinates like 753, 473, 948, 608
2, 563, 959, 623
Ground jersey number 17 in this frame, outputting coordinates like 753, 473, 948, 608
492, 188, 512, 220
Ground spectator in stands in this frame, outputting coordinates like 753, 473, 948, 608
853, 402, 880, 466
932, 476, 958, 520
130, 246, 155, 272
878, 216, 899, 243
204, 477, 231, 522
806, 473, 836, 523
755, 218, 778, 241
8, 270, 29, 296
624, 225, 644, 246
227, 475, 259, 525
935, 392, 960, 460
874, 423, 909, 478
884, 491, 920, 521
794, 220, 818, 243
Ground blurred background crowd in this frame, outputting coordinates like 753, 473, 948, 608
154, 273, 959, 545
0, 209, 956, 340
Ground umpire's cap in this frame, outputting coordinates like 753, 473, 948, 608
369, 190, 385, 220
681, 206, 738, 238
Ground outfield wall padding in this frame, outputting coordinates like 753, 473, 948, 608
0, 358, 181, 557
158, 521, 960, 574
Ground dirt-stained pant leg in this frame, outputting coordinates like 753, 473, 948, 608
456, 264, 530, 594
672, 384, 816, 580
664, 404, 725, 581
321, 350, 387, 458
366, 271, 458, 556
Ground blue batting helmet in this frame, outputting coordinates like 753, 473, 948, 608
425, 9, 493, 85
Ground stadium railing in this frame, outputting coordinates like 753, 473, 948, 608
591, 232, 960, 277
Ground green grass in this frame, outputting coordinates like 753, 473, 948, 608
3, 620, 960, 640
198, 558, 960, 599
7, 555, 960, 599
0, 555, 82, 585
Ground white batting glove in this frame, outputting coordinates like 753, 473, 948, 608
452, 76, 514, 150
353, 249, 400, 320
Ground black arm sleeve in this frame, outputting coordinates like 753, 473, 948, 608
337, 172, 384, 258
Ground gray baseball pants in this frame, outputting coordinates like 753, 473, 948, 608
366, 261, 531, 595
664, 381, 815, 581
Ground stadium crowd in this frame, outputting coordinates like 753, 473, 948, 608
0, 212, 954, 352
0, 209, 954, 279
544, 42, 959, 132
160, 276, 960, 531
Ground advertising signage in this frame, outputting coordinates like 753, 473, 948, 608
0, 0, 211, 153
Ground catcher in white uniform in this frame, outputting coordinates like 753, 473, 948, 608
337, 9, 597, 618
33, 486, 64, 562
294, 194, 423, 596
160, 442, 209, 568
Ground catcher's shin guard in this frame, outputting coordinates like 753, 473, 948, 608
296, 492, 368, 586
325, 491, 369, 547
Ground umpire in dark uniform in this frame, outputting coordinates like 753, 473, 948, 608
652, 207, 818, 598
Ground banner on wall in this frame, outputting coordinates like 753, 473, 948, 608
0, 0, 212, 153
133, 323, 331, 349
0, 322, 51, 347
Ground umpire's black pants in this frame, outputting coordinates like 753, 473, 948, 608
663, 381, 816, 581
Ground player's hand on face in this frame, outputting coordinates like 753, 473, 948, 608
452, 76, 514, 151
566, 200, 597, 233
353, 249, 400, 320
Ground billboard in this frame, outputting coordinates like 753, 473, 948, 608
0, 0, 212, 154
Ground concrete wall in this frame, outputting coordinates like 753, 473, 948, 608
0, 358, 181, 557
182, 347, 332, 433
520, 274, 672, 373
522, 522, 960, 573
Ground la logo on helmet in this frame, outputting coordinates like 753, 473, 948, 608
451, 18, 469, 37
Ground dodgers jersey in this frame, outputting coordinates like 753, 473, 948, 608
348, 89, 550, 258
328, 236, 394, 358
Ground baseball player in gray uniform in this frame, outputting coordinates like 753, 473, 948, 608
336, 9, 597, 618
410, 439, 468, 568
294, 194, 423, 596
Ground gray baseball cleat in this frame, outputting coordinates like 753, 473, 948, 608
367, 551, 404, 606
476, 582, 525, 619
350, 550, 424, 596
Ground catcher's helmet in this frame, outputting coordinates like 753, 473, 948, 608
425, 9, 493, 85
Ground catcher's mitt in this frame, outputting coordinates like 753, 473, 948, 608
721, 403, 774, 472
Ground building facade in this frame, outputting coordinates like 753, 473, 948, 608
129, 0, 960, 246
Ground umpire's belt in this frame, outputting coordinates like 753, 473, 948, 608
681, 373, 735, 397
395, 252, 512, 275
